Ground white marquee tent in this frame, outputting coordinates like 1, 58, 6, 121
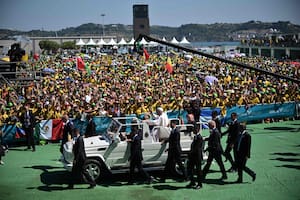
170, 37, 179, 44
97, 38, 107, 45
86, 38, 96, 45
118, 38, 127, 45
128, 38, 135, 45
139, 37, 148, 45
107, 38, 117, 46
180, 36, 190, 44
76, 38, 85, 46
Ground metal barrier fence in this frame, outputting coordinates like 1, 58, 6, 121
1, 102, 297, 145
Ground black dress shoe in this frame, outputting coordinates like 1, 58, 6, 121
194, 184, 202, 190
146, 177, 154, 184
186, 182, 196, 188
227, 167, 236, 173
87, 184, 96, 189
159, 178, 166, 183
67, 184, 74, 189
127, 181, 134, 185
252, 173, 256, 182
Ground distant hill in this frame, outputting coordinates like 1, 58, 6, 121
1, 21, 300, 42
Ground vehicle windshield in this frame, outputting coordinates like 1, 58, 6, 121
107, 119, 120, 134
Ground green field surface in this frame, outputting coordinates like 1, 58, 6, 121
0, 120, 299, 200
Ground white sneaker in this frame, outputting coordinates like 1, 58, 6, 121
0, 160, 4, 165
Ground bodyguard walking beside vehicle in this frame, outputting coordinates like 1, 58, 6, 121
222, 112, 239, 172
68, 128, 96, 189
203, 120, 227, 180
234, 124, 256, 183
186, 124, 203, 189
127, 121, 153, 184
161, 120, 186, 181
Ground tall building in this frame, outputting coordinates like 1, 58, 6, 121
133, 4, 150, 39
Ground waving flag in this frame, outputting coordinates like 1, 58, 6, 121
143, 48, 150, 61
165, 57, 173, 74
39, 119, 64, 140
15, 127, 26, 139
76, 56, 85, 71
85, 62, 91, 76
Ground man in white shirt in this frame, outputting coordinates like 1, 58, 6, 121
152, 107, 169, 127
145, 107, 169, 142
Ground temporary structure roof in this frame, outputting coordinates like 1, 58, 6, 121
76, 38, 85, 46
170, 37, 179, 44
162, 37, 167, 42
149, 41, 158, 46
128, 38, 135, 45
107, 38, 117, 45
118, 38, 127, 45
97, 38, 107, 45
180, 36, 190, 44
86, 38, 96, 45
139, 37, 148, 45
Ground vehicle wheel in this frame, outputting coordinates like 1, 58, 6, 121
83, 159, 101, 182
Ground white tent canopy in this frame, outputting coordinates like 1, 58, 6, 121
149, 41, 158, 46
128, 38, 135, 45
76, 38, 85, 46
170, 37, 179, 44
180, 36, 190, 44
118, 38, 127, 45
107, 38, 117, 45
86, 38, 96, 45
97, 38, 107, 45
139, 37, 148, 45
162, 37, 167, 42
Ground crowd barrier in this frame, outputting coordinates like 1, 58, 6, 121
1, 102, 297, 144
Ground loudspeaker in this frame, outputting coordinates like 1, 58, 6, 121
133, 4, 150, 39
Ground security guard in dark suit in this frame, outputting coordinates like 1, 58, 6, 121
203, 120, 227, 180
234, 124, 256, 183
60, 115, 74, 154
186, 124, 203, 189
161, 120, 186, 181
20, 103, 36, 151
68, 129, 96, 189
222, 112, 239, 171
128, 122, 152, 184
85, 114, 96, 137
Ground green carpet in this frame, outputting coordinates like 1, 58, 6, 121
0, 120, 299, 200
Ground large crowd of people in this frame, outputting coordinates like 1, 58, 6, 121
0, 51, 299, 125
0, 49, 299, 189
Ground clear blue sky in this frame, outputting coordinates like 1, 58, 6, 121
0, 0, 299, 31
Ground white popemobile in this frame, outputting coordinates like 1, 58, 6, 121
61, 117, 206, 182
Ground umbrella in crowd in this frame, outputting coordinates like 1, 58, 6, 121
42, 68, 56, 73
205, 75, 218, 85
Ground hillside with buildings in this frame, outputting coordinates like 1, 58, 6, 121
1, 21, 300, 42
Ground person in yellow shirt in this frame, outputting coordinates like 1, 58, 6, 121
211, 93, 221, 108
250, 93, 261, 105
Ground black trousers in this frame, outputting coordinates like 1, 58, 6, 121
236, 157, 255, 182
224, 143, 236, 169
203, 150, 227, 177
129, 159, 150, 182
70, 162, 96, 186
164, 151, 186, 178
187, 158, 202, 185
24, 127, 35, 150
